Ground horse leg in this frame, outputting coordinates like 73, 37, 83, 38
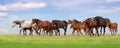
25, 30, 27, 36
54, 29, 57, 36
115, 28, 118, 35
63, 28, 67, 36
46, 30, 48, 35
19, 29, 22, 35
58, 29, 60, 36
103, 27, 106, 35
110, 29, 113, 36
95, 27, 99, 36
29, 29, 33, 36
64, 27, 67, 36
111, 29, 116, 36
77, 30, 79, 36
50, 30, 53, 36
100, 27, 102, 36
23, 29, 27, 36
79, 29, 83, 35
90, 28, 94, 36
72, 29, 75, 36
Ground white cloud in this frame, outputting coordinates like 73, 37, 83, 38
105, 0, 120, 2
0, 12, 8, 17
91, 6, 120, 13
45, 0, 96, 9
0, 2, 47, 11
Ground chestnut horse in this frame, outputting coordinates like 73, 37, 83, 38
31, 19, 53, 36
109, 22, 118, 36
85, 18, 99, 36
68, 20, 90, 36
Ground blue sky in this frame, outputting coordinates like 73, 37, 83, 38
0, 0, 120, 34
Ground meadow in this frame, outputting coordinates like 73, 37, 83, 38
0, 35, 120, 48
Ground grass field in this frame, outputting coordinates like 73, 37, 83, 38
0, 35, 120, 48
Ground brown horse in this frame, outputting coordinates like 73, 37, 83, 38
68, 20, 80, 35
109, 22, 118, 36
31, 19, 53, 36
68, 20, 90, 36
85, 18, 99, 36
82, 20, 91, 35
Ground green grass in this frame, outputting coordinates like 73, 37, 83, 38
0, 35, 120, 48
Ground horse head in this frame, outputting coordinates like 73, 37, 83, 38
12, 20, 24, 28
31, 19, 39, 25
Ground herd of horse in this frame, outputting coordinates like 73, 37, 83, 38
12, 16, 118, 36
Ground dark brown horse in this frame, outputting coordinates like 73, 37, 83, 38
94, 16, 111, 35
52, 20, 68, 36
109, 22, 118, 36
31, 19, 53, 36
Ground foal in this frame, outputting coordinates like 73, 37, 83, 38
68, 20, 87, 36
109, 22, 118, 36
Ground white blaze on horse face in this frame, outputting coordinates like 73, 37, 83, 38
12, 23, 17, 28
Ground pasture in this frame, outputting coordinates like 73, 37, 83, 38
0, 35, 120, 48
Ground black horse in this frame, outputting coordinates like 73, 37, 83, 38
52, 20, 68, 36
94, 16, 111, 35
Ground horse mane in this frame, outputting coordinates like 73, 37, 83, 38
73, 19, 81, 23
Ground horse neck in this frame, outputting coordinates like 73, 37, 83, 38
71, 22, 76, 26
35, 20, 42, 25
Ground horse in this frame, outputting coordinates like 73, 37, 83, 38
85, 18, 99, 36
82, 20, 92, 36
68, 20, 91, 36
109, 22, 118, 36
52, 20, 68, 36
69, 19, 82, 29
94, 16, 111, 35
12, 20, 33, 35
68, 20, 82, 35
31, 19, 53, 36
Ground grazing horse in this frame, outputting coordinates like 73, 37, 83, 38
52, 20, 68, 36
94, 16, 111, 35
109, 22, 118, 36
31, 19, 53, 36
85, 18, 99, 36
12, 20, 33, 35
